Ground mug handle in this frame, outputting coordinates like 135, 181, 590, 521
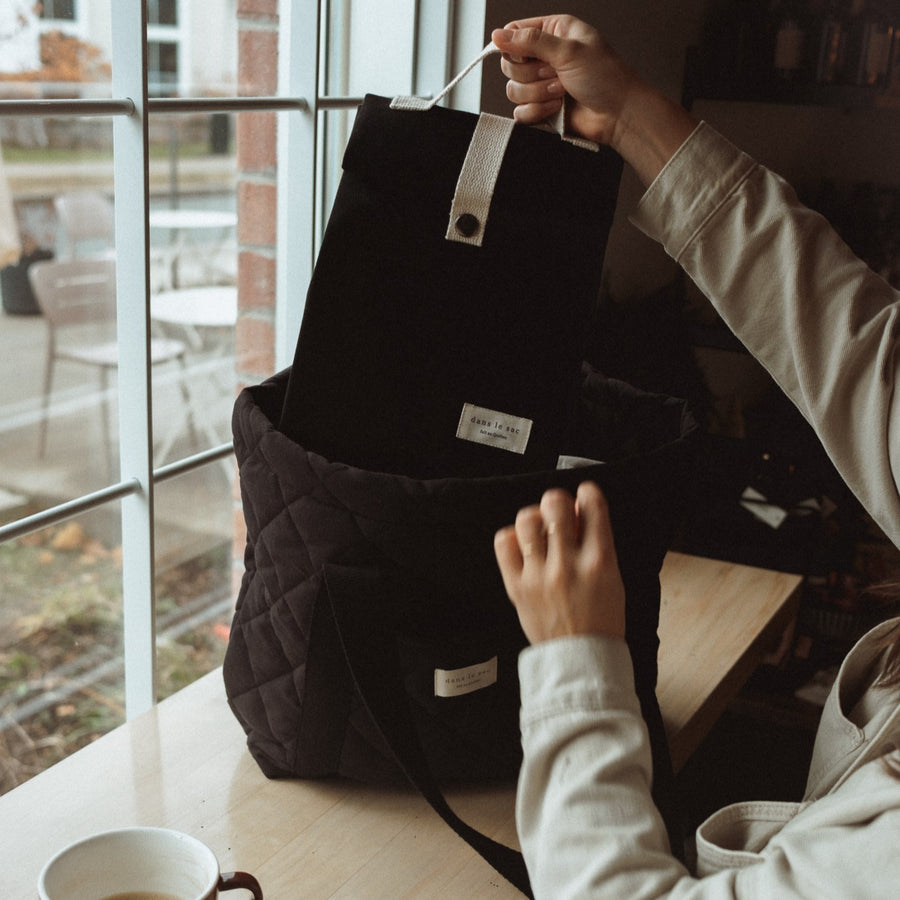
218, 871, 263, 899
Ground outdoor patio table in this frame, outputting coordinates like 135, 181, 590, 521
149, 208, 237, 288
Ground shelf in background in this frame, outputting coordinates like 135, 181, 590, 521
683, 46, 900, 110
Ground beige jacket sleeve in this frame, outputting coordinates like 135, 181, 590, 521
631, 122, 900, 549
517, 635, 698, 898
515, 124, 900, 899
517, 631, 900, 899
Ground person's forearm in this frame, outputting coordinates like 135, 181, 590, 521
612, 82, 697, 187
632, 124, 900, 547
517, 636, 690, 897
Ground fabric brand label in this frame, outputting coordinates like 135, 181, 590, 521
434, 656, 498, 698
557, 454, 605, 469
455, 403, 532, 455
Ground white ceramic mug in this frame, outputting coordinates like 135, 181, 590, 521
38, 826, 263, 900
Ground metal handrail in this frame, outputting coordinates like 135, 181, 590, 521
0, 479, 141, 543
0, 98, 136, 117
0, 441, 234, 544
0, 94, 366, 117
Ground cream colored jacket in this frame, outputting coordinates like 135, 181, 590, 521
516, 123, 900, 898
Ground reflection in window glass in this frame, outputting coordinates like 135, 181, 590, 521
0, 117, 119, 495
151, 1, 237, 98
327, 0, 417, 97
148, 41, 179, 97
0, 3, 109, 87
153, 470, 232, 702
148, 0, 178, 28
147, 108, 236, 469
39, 0, 77, 20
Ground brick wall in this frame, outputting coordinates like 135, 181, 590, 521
233, 0, 279, 596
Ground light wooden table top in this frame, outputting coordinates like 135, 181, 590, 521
657, 552, 802, 772
0, 552, 801, 899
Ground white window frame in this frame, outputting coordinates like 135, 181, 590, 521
0, 0, 480, 720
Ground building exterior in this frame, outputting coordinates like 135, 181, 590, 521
0, 1, 237, 98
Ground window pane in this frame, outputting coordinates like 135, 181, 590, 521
314, 2, 417, 239
40, 1, 77, 20
148, 111, 236, 469
0, 507, 125, 796
0, 4, 110, 88
148, 41, 179, 97
154, 470, 232, 702
327, 0, 417, 97
167, 1, 238, 98
148, 0, 178, 28
0, 116, 119, 495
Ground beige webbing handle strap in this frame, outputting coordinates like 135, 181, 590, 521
390, 42, 501, 112
390, 42, 599, 248
390, 41, 599, 151
444, 113, 513, 247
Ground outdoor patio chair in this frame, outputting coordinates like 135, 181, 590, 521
53, 190, 115, 259
28, 257, 195, 476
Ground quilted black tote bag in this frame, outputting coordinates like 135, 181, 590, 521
225, 47, 698, 897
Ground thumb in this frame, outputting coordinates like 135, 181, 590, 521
491, 25, 565, 67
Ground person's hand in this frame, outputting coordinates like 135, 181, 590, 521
491, 15, 640, 148
491, 14, 697, 185
494, 482, 626, 645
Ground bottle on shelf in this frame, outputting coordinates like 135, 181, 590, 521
848, 1, 895, 86
695, 0, 900, 99
773, 0, 810, 81
814, 0, 850, 83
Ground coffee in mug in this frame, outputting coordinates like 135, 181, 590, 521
38, 826, 263, 900
100, 895, 181, 900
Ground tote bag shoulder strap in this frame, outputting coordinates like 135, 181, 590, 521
322, 565, 533, 898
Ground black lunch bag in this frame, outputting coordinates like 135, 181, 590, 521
225, 47, 698, 897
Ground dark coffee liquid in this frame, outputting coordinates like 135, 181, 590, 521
100, 892, 183, 900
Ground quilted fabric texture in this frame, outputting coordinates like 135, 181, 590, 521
224, 365, 699, 793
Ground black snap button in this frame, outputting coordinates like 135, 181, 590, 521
455, 213, 480, 237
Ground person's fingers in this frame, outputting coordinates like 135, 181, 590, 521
503, 67, 563, 126
514, 503, 546, 564
492, 24, 567, 68
514, 98, 564, 127
493, 524, 524, 600
539, 488, 579, 566
505, 75, 563, 105
575, 480, 607, 538
575, 480, 620, 573
498, 54, 549, 82
502, 16, 551, 30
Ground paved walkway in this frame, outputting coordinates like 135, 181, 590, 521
0, 286, 236, 566
4, 154, 237, 202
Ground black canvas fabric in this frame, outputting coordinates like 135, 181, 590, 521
228, 92, 696, 895
278, 95, 623, 478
